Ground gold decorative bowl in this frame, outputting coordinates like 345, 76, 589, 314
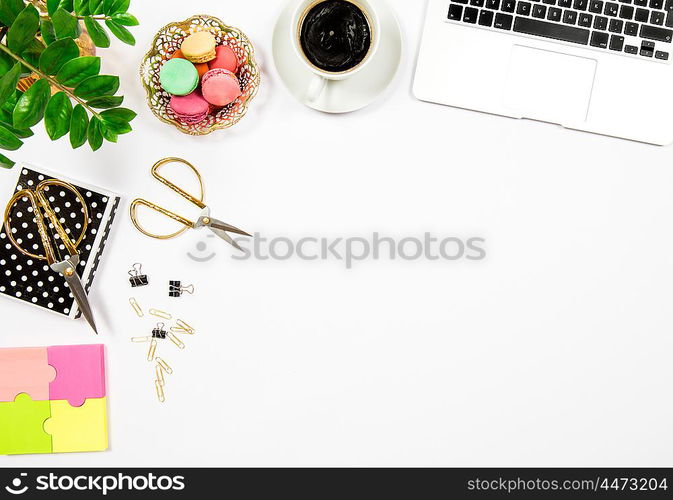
140, 15, 260, 136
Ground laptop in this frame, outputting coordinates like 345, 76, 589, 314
413, 0, 673, 144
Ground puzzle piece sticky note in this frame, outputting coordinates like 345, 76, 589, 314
0, 394, 52, 455
45, 398, 108, 453
48, 344, 106, 407
0, 344, 108, 455
0, 347, 56, 402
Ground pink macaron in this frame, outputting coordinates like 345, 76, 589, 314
208, 45, 238, 73
169, 90, 210, 124
201, 69, 241, 107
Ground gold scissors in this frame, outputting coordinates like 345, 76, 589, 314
130, 158, 251, 250
3, 180, 98, 334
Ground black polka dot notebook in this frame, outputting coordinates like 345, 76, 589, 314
0, 165, 120, 319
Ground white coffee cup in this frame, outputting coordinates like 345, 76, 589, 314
291, 0, 381, 103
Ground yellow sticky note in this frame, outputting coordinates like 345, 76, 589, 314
45, 398, 108, 453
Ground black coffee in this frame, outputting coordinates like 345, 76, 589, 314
300, 0, 372, 73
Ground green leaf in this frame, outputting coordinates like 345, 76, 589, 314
0, 152, 15, 168
47, 0, 62, 16
69, 103, 88, 148
13, 78, 50, 129
22, 39, 46, 69
86, 95, 122, 108
109, 0, 129, 14
87, 116, 102, 150
22, 51, 39, 67
0, 51, 14, 75
84, 16, 109, 48
100, 106, 135, 122
56, 56, 100, 86
39, 37, 79, 75
110, 12, 138, 26
0, 108, 33, 138
47, 0, 59, 16
103, 0, 115, 14
7, 4, 40, 53
100, 121, 117, 142
74, 0, 89, 15
0, 0, 25, 27
0, 123, 22, 150
52, 7, 79, 39
0, 121, 33, 138
74, 74, 118, 99
101, 119, 130, 134
105, 19, 134, 45
1, 90, 19, 114
44, 91, 73, 140
89, 0, 104, 14
40, 18, 57, 45
0, 63, 21, 107
47, 0, 74, 16
100, 107, 133, 134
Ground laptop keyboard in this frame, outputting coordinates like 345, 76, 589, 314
446, 0, 673, 61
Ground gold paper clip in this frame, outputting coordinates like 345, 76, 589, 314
170, 326, 192, 335
171, 319, 195, 335
149, 308, 172, 320
155, 364, 165, 386
167, 332, 185, 349
177, 319, 195, 332
155, 379, 165, 403
131, 336, 151, 343
155, 357, 173, 374
147, 337, 157, 361
129, 297, 143, 317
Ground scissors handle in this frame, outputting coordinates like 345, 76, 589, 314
4, 190, 57, 264
3, 180, 88, 262
129, 199, 194, 240
35, 185, 79, 258
38, 179, 89, 252
151, 157, 206, 210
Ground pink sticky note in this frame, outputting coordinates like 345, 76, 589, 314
48, 345, 106, 407
0, 347, 56, 402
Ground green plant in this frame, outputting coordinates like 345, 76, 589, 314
0, 0, 139, 168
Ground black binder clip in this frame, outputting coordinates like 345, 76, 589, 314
152, 323, 167, 339
128, 263, 149, 287
169, 281, 194, 297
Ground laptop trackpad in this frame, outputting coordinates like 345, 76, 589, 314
503, 45, 597, 124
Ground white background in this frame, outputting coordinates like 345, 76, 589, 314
0, 0, 672, 467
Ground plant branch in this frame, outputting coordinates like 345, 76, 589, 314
0, 42, 101, 118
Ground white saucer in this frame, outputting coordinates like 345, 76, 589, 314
272, 0, 402, 113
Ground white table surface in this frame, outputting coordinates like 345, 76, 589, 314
1, 0, 671, 467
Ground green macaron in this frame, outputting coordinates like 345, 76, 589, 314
159, 58, 199, 96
